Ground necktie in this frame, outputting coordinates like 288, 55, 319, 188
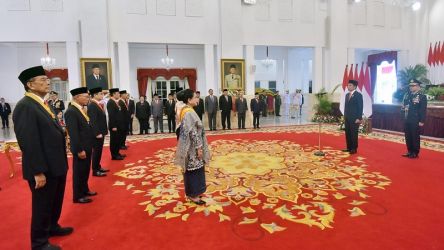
232, 74, 234, 80
170, 100, 172, 105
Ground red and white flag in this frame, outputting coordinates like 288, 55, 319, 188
362, 64, 373, 118
339, 64, 349, 115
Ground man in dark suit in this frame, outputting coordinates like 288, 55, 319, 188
165, 93, 176, 133
402, 79, 427, 159
219, 89, 232, 130
65, 87, 96, 204
235, 91, 248, 129
87, 87, 109, 177
193, 91, 204, 121
205, 89, 218, 131
274, 91, 282, 116
136, 95, 151, 134
14, 66, 73, 250
85, 64, 108, 90
0, 97, 11, 128
127, 94, 135, 135
47, 91, 65, 115
107, 88, 125, 160
343, 79, 363, 154
151, 94, 164, 133
251, 92, 262, 129
118, 90, 130, 149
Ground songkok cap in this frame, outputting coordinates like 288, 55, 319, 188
119, 90, 127, 94
18, 66, 46, 85
109, 88, 120, 94
348, 79, 358, 86
89, 87, 102, 95
70, 87, 88, 96
92, 64, 100, 69
409, 79, 422, 86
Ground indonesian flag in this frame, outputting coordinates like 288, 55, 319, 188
358, 62, 365, 91
362, 64, 373, 117
339, 64, 349, 115
427, 43, 433, 67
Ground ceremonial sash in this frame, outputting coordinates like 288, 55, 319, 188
25, 92, 55, 119
71, 101, 90, 123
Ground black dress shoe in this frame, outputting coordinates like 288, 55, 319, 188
49, 226, 74, 237
74, 197, 92, 204
41, 243, 61, 250
341, 149, 350, 152
408, 154, 418, 159
349, 150, 357, 154
93, 171, 107, 177
112, 156, 124, 160
190, 199, 206, 205
99, 168, 110, 172
402, 153, 411, 157
121, 146, 128, 150
120, 154, 127, 157
85, 191, 97, 196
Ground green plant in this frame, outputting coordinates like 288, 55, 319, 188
312, 85, 341, 123
426, 87, 444, 99
397, 64, 430, 87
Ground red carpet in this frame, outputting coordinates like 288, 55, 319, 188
1, 127, 444, 250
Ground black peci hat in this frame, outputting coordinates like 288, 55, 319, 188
348, 79, 358, 86
18, 66, 46, 85
70, 87, 89, 96
119, 90, 127, 94
90, 87, 102, 95
109, 88, 120, 94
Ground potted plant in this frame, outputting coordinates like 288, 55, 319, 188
426, 87, 444, 101
394, 64, 431, 102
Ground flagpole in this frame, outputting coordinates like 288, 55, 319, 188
314, 122, 325, 156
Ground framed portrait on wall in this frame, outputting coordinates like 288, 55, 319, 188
221, 59, 245, 91
80, 58, 112, 90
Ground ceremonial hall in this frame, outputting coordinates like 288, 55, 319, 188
1, 0, 444, 249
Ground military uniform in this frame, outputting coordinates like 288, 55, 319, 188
403, 81, 427, 158
225, 74, 241, 89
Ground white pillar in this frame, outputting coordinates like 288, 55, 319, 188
204, 44, 216, 93
313, 46, 323, 93
66, 41, 80, 92
117, 41, 131, 93
347, 47, 355, 65
245, 45, 255, 95
327, 0, 348, 92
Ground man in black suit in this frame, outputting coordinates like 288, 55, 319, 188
87, 87, 109, 177
219, 89, 232, 130
251, 92, 262, 129
127, 94, 135, 135
235, 91, 248, 129
107, 88, 125, 160
65, 87, 96, 204
85, 64, 108, 90
14, 66, 73, 250
118, 90, 130, 149
402, 79, 427, 159
165, 93, 176, 133
0, 97, 11, 128
193, 91, 204, 121
343, 79, 363, 154
136, 95, 151, 134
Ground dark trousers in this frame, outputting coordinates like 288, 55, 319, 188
128, 118, 133, 135
345, 118, 359, 150
120, 125, 128, 147
167, 114, 176, 132
92, 137, 104, 173
28, 175, 66, 250
405, 121, 421, 155
110, 130, 120, 158
253, 113, 260, 128
197, 113, 203, 121
238, 112, 246, 129
275, 105, 280, 116
139, 119, 149, 134
221, 110, 231, 129
207, 111, 216, 130
1, 114, 9, 128
72, 149, 92, 200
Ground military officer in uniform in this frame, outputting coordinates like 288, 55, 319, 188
224, 64, 241, 90
14, 66, 73, 250
107, 88, 125, 160
87, 87, 109, 177
65, 87, 97, 204
402, 79, 427, 159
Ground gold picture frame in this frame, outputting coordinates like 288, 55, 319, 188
221, 59, 245, 91
80, 58, 112, 90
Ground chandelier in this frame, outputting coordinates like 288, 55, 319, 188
261, 46, 274, 69
161, 44, 174, 69
40, 43, 56, 71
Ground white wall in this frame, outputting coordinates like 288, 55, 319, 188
428, 0, 444, 42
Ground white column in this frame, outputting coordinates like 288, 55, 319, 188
245, 45, 255, 95
327, 0, 348, 92
66, 41, 80, 92
117, 41, 131, 92
313, 46, 323, 93
347, 48, 355, 66
204, 44, 216, 93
